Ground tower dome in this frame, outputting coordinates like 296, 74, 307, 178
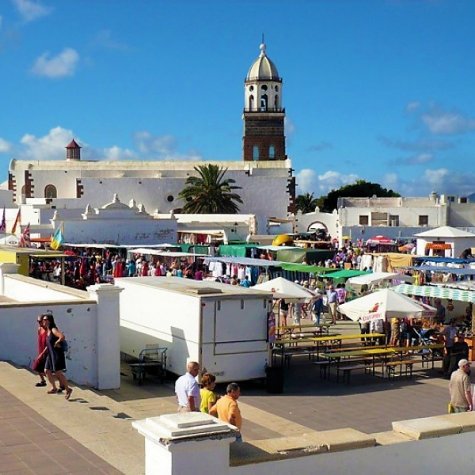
246, 43, 280, 81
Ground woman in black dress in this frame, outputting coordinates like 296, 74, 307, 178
42, 314, 72, 400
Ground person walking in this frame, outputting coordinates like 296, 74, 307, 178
33, 315, 48, 387
449, 359, 472, 413
175, 361, 200, 412
326, 285, 338, 324
210, 382, 242, 442
200, 373, 218, 414
311, 292, 324, 325
43, 314, 72, 400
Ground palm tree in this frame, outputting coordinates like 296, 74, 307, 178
295, 192, 319, 213
178, 164, 243, 213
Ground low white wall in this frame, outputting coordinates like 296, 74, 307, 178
231, 431, 475, 475
0, 302, 99, 387
3, 276, 83, 302
0, 267, 121, 388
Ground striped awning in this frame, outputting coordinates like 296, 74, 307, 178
393, 283, 475, 303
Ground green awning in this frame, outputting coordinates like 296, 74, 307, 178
325, 269, 370, 280
394, 283, 475, 303
218, 244, 256, 257
280, 263, 336, 274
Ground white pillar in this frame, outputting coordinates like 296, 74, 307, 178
87, 283, 122, 389
133, 412, 237, 475
0, 263, 20, 295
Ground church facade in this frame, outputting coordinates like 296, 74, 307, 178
8, 43, 295, 233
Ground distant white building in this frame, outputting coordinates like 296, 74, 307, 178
7, 42, 295, 234
336, 194, 475, 244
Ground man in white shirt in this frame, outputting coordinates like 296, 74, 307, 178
175, 361, 200, 412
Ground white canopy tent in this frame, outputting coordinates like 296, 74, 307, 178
347, 272, 400, 287
253, 277, 315, 300
338, 288, 436, 323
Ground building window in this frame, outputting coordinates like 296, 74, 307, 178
359, 215, 369, 225
248, 95, 254, 110
419, 215, 429, 226
260, 94, 268, 111
269, 145, 275, 159
167, 195, 174, 202
274, 95, 279, 109
253, 145, 259, 160
389, 215, 399, 226
44, 184, 57, 199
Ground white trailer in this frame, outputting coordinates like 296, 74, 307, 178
117, 277, 273, 382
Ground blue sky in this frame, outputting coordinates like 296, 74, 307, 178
1, 0, 474, 198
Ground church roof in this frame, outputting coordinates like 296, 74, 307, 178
66, 139, 81, 149
246, 43, 280, 81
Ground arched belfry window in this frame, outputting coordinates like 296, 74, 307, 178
253, 145, 259, 161
260, 94, 268, 111
249, 95, 254, 110
274, 95, 279, 110
44, 184, 57, 199
269, 145, 275, 159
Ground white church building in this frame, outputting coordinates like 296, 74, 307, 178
7, 43, 295, 235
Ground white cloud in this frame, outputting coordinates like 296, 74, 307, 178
0, 138, 12, 153
102, 146, 136, 161
19, 126, 77, 160
133, 131, 202, 160
92, 30, 131, 52
31, 48, 79, 78
284, 117, 295, 136
12, 0, 51, 23
406, 101, 420, 112
422, 110, 475, 135
296, 168, 358, 195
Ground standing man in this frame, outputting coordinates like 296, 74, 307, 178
327, 285, 338, 325
175, 361, 200, 412
449, 359, 472, 413
311, 292, 324, 325
442, 319, 458, 378
211, 382, 242, 442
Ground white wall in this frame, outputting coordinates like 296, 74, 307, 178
58, 217, 177, 245
230, 431, 475, 475
0, 269, 121, 388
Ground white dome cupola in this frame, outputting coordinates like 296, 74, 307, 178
242, 41, 286, 162
245, 42, 282, 113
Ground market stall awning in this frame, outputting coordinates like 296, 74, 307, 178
280, 263, 335, 274
129, 248, 207, 257
339, 288, 436, 322
325, 269, 369, 280
253, 277, 315, 299
405, 265, 475, 275
204, 256, 282, 267
425, 243, 452, 250
393, 283, 475, 303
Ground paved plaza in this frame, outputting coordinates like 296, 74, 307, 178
0, 321, 453, 474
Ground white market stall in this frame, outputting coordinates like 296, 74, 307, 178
415, 226, 475, 258
116, 276, 273, 382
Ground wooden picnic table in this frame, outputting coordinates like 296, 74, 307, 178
273, 333, 386, 366
277, 322, 332, 336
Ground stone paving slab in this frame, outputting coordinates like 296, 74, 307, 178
0, 384, 121, 474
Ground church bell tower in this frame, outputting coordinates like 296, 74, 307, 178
243, 42, 286, 161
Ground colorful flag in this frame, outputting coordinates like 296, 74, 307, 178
11, 209, 20, 234
50, 225, 64, 250
0, 207, 5, 233
18, 223, 31, 248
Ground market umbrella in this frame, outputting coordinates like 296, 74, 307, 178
366, 235, 396, 246
338, 288, 436, 323
253, 277, 315, 300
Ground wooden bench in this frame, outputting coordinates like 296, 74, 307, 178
313, 360, 330, 379
129, 347, 167, 385
336, 364, 367, 384
385, 359, 415, 380
284, 346, 317, 367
